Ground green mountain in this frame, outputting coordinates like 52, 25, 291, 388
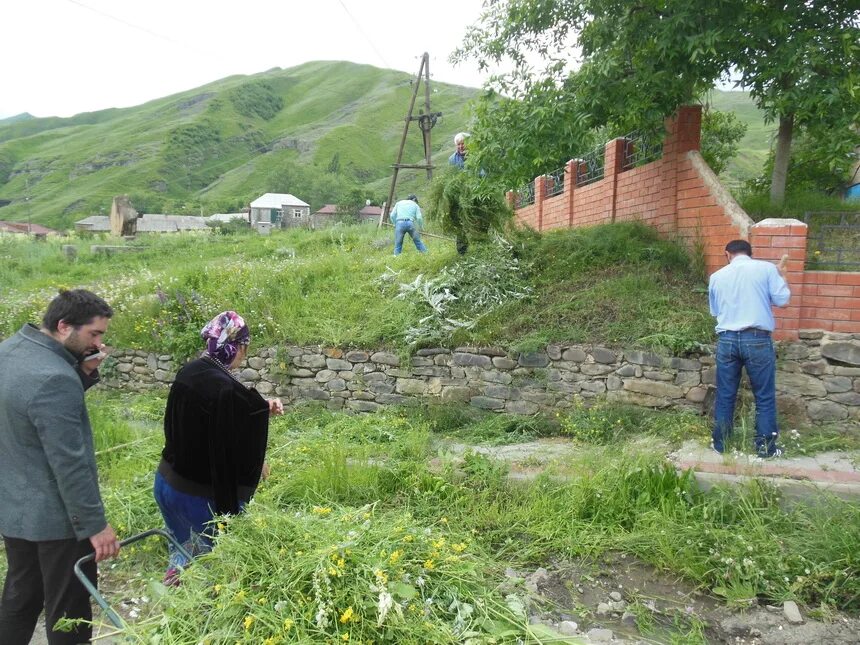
0, 66, 771, 230
0, 61, 478, 229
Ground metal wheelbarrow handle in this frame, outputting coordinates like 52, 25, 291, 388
74, 528, 193, 629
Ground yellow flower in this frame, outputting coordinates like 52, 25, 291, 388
283, 618, 295, 631
423, 559, 435, 570
217, 522, 226, 531
213, 584, 222, 594
452, 543, 467, 553
388, 550, 403, 564
402, 535, 414, 543
374, 569, 388, 585
439, 517, 448, 524
258, 596, 268, 604
234, 590, 246, 602
312, 505, 332, 515
341, 632, 350, 641
339, 606, 355, 623
243, 614, 255, 630
432, 538, 446, 549
263, 638, 280, 645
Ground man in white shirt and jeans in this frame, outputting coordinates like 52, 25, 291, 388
708, 239, 790, 458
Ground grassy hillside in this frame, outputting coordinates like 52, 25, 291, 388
706, 89, 774, 184
0, 62, 478, 229
0, 222, 712, 358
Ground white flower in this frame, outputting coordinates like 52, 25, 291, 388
377, 591, 394, 626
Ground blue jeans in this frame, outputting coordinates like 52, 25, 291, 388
712, 329, 779, 456
153, 472, 216, 570
394, 219, 427, 255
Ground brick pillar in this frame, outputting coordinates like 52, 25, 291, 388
566, 159, 579, 227
749, 218, 808, 341
664, 105, 702, 155
604, 139, 627, 224
506, 190, 517, 210
534, 175, 547, 231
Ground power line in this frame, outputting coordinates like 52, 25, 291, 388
336, 0, 391, 69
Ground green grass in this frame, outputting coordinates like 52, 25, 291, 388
0, 221, 714, 359
82, 400, 860, 643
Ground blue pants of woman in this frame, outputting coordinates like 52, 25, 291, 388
153, 472, 217, 571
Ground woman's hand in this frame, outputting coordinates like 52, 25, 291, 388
267, 398, 284, 416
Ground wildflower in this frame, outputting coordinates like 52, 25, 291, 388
340, 606, 355, 623
313, 506, 332, 516
258, 596, 268, 605
374, 569, 389, 585
377, 591, 394, 626
217, 522, 226, 531
402, 535, 414, 543
423, 559, 435, 570
213, 584, 222, 594
439, 517, 448, 524
234, 590, 246, 603
389, 550, 403, 564
243, 614, 255, 630
452, 543, 467, 553
283, 618, 294, 630
432, 538, 446, 549
341, 632, 350, 641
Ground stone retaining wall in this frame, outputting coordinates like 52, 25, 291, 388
101, 331, 860, 424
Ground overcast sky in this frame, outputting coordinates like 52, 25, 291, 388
2, 0, 501, 119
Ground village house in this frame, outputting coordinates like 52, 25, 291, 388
249, 193, 310, 231
0, 220, 59, 237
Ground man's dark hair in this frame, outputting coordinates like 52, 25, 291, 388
725, 239, 752, 257
42, 289, 113, 331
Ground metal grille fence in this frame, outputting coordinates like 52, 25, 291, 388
545, 167, 565, 197
621, 131, 663, 170
804, 211, 860, 269
515, 181, 536, 207
575, 146, 605, 186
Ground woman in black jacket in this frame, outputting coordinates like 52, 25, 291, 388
153, 311, 283, 584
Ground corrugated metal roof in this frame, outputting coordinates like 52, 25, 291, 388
74, 216, 110, 230
250, 193, 310, 209
137, 214, 208, 232
313, 204, 338, 215
0, 220, 60, 235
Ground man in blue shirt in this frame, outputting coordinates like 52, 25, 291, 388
708, 239, 790, 457
389, 194, 427, 255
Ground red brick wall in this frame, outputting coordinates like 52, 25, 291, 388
511, 105, 860, 339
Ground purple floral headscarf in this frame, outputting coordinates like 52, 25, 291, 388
201, 311, 250, 366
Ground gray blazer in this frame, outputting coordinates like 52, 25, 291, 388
0, 324, 107, 541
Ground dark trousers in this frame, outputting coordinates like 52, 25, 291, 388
455, 234, 468, 255
0, 535, 96, 645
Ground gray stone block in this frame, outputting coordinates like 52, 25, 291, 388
624, 350, 664, 367
823, 376, 852, 393
441, 386, 472, 402
777, 372, 827, 397
326, 378, 347, 392
299, 387, 330, 401
591, 347, 617, 364
484, 384, 514, 399
561, 348, 587, 362
821, 341, 860, 366
315, 369, 336, 383
294, 354, 326, 369
326, 358, 352, 371
506, 400, 540, 415
345, 350, 369, 362
369, 381, 395, 394
452, 352, 492, 368
492, 357, 518, 370
470, 396, 506, 410
396, 379, 427, 395
806, 399, 848, 422
546, 344, 562, 360
580, 364, 615, 376
643, 370, 673, 381
416, 348, 449, 356
623, 379, 684, 398
376, 393, 412, 405
830, 391, 860, 406
669, 357, 701, 371
371, 352, 400, 366
614, 364, 638, 378
518, 352, 550, 368
478, 347, 507, 357
481, 370, 513, 384
347, 400, 381, 412
606, 375, 623, 391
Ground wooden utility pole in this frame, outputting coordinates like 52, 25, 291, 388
380, 52, 442, 227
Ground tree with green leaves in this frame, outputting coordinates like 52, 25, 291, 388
454, 0, 859, 204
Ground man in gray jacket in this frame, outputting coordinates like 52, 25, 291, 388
0, 289, 121, 644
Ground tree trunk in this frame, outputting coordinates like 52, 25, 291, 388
770, 113, 794, 205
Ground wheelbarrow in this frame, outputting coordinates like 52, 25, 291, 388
74, 528, 193, 629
